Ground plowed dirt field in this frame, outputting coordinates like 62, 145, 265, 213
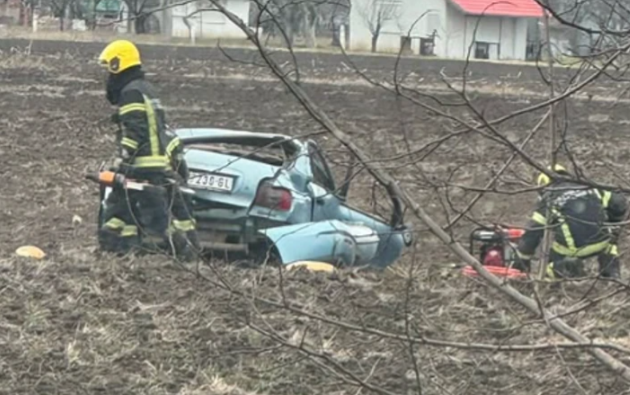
1, 39, 630, 394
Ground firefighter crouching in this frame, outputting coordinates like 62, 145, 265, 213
514, 164, 628, 279
97, 39, 199, 260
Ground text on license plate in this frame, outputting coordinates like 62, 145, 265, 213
188, 171, 234, 192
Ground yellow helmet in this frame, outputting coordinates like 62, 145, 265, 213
98, 40, 141, 74
537, 164, 568, 187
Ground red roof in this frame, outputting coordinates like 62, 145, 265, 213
448, 0, 544, 17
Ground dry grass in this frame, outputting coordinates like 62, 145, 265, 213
1, 39, 630, 394
2, 252, 629, 394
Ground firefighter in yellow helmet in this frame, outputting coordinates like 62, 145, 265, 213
97, 39, 199, 260
514, 164, 627, 279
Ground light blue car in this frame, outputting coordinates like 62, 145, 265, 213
175, 128, 413, 269
97, 128, 413, 268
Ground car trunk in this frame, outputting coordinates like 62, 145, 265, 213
178, 133, 300, 252
183, 145, 288, 251
185, 149, 282, 213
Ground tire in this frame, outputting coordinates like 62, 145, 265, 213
250, 242, 282, 267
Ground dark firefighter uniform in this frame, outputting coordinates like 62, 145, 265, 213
164, 129, 201, 256
97, 39, 199, 259
516, 164, 628, 279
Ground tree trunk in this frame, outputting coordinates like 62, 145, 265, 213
303, 22, 316, 47
371, 24, 382, 52
64, 5, 71, 30
160, 0, 168, 37
283, 19, 294, 46
183, 13, 196, 44
331, 24, 340, 47
127, 11, 133, 33
19, 3, 26, 27
287, 6, 299, 47
134, 14, 144, 34
90, 0, 101, 30
301, 4, 316, 48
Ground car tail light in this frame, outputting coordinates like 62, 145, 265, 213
254, 180, 292, 211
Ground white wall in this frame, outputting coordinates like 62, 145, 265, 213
349, 0, 401, 52
170, 0, 249, 39
513, 18, 529, 60
443, 3, 464, 58
349, 0, 447, 53
444, 3, 533, 60
349, 0, 535, 59
397, 0, 447, 55
500, 17, 516, 58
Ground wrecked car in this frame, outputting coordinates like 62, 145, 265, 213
96, 128, 413, 268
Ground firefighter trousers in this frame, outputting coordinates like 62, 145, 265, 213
165, 179, 200, 260
547, 244, 620, 279
98, 172, 170, 254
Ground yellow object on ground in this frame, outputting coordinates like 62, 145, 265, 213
285, 261, 336, 273
15, 245, 46, 259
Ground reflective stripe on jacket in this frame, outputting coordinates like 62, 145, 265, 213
517, 181, 628, 258
116, 78, 170, 170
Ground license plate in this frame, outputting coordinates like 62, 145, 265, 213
188, 171, 234, 192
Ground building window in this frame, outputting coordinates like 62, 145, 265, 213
474, 42, 490, 59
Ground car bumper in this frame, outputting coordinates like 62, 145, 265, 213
194, 214, 286, 253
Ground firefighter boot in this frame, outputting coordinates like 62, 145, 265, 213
98, 226, 141, 256
185, 230, 201, 252
513, 253, 531, 273
598, 249, 621, 280
182, 231, 201, 262
549, 256, 585, 279
98, 227, 121, 253
169, 231, 196, 262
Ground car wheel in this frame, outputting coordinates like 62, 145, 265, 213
250, 243, 283, 267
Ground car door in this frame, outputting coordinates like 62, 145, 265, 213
306, 141, 342, 222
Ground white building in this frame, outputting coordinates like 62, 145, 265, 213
348, 0, 543, 61
167, 0, 250, 40
117, 0, 250, 39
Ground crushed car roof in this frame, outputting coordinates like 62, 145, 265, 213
174, 128, 294, 143
174, 128, 303, 158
